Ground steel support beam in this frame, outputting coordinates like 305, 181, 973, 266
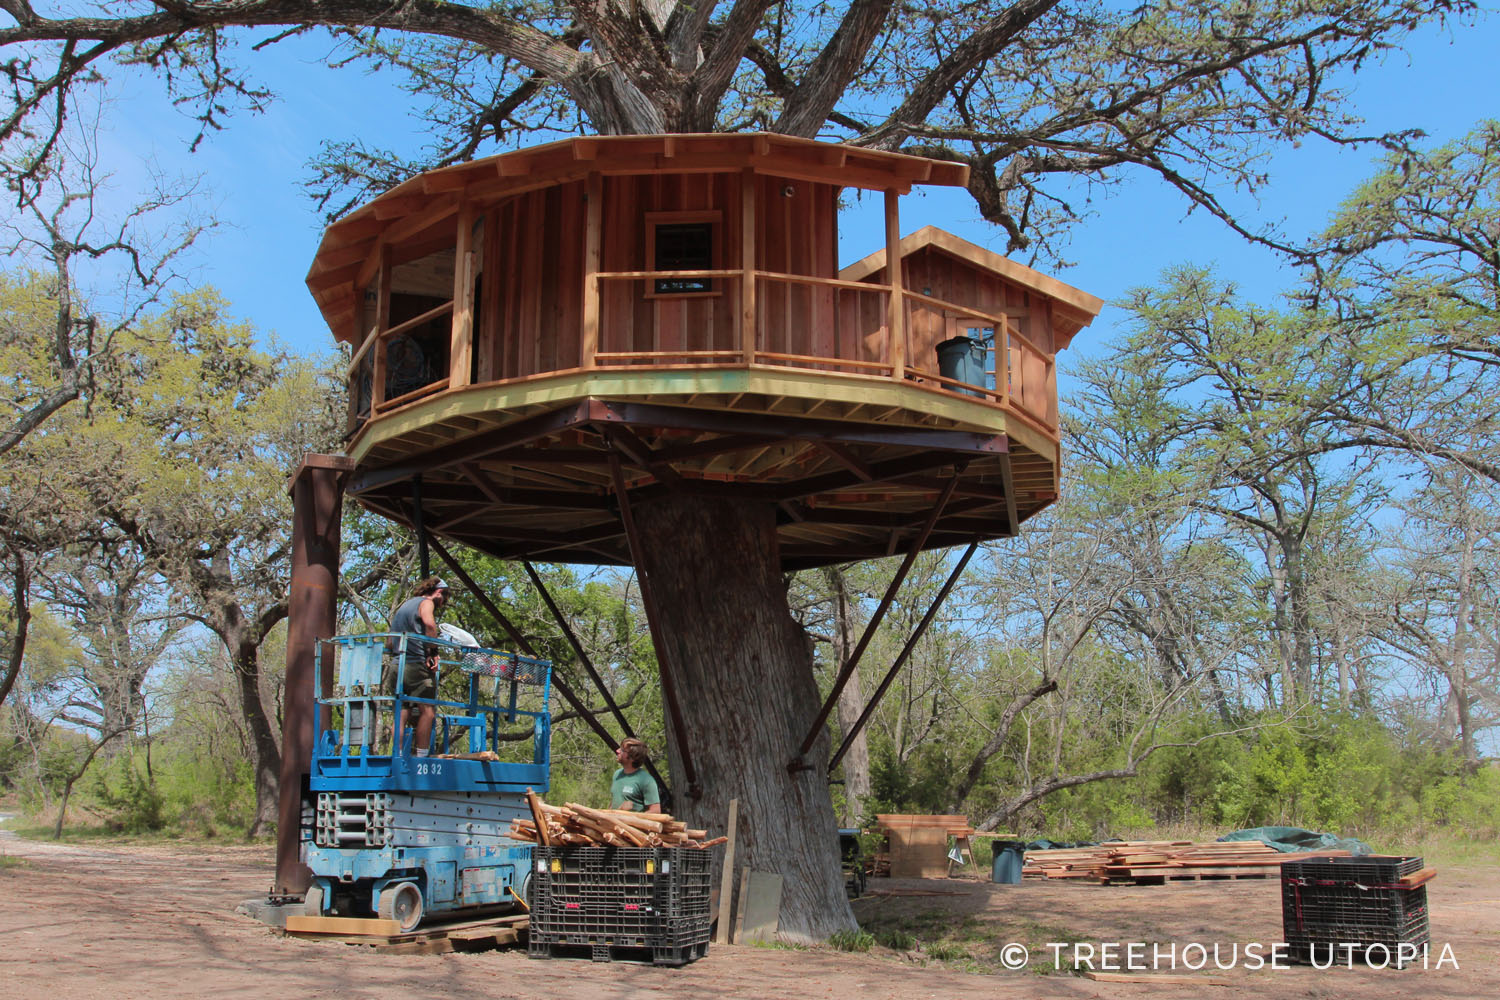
278, 452, 355, 894
426, 535, 635, 777
412, 474, 428, 577
523, 561, 636, 740
522, 560, 668, 798
792, 471, 964, 768
608, 454, 701, 799
827, 541, 979, 775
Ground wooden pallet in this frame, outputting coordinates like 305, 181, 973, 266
1102, 868, 1275, 884
1023, 841, 1352, 886
281, 911, 528, 955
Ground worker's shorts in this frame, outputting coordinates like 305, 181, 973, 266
382, 651, 436, 700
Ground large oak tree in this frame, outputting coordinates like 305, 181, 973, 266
2, 0, 1470, 938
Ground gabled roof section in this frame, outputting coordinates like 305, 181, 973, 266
307, 134, 970, 342
840, 225, 1104, 348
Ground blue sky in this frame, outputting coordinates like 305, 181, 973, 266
78, 11, 1497, 365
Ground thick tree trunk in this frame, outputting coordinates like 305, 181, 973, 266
232, 635, 283, 838
632, 494, 855, 941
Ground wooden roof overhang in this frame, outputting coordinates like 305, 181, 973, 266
305, 134, 970, 344
841, 225, 1104, 348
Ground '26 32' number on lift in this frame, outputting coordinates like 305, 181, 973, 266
416, 762, 444, 776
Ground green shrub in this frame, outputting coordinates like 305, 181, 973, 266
877, 928, 917, 950
829, 929, 875, 952
92, 757, 166, 834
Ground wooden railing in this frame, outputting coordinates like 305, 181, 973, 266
347, 299, 455, 424
348, 268, 1058, 442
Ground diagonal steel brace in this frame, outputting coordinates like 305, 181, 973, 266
791, 469, 965, 769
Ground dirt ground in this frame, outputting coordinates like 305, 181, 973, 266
1, 829, 1494, 1000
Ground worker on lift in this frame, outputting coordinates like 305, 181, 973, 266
383, 575, 452, 756
611, 737, 662, 813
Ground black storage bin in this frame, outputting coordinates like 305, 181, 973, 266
1281, 856, 1429, 967
528, 846, 713, 966
935, 336, 988, 396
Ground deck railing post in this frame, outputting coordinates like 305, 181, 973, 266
741, 167, 757, 365
582, 172, 602, 368
370, 244, 391, 411
450, 201, 476, 388
884, 189, 905, 380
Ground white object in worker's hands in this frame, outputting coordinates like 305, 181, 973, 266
438, 622, 481, 647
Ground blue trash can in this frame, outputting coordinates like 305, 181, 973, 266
992, 840, 1024, 884
935, 336, 988, 397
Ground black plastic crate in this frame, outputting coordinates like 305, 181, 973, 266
528, 846, 713, 965
1281, 855, 1424, 884
1281, 856, 1430, 967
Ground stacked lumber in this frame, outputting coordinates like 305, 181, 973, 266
1023, 840, 1354, 885
507, 789, 726, 849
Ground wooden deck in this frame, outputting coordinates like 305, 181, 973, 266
311, 135, 1101, 567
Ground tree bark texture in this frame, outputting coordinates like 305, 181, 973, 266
233, 631, 284, 840
632, 494, 855, 941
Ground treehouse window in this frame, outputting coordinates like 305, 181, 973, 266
647, 211, 720, 296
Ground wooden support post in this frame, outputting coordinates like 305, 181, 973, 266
581, 172, 602, 367
370, 244, 391, 411
278, 453, 355, 894
884, 189, 905, 381
829, 541, 978, 774
740, 167, 757, 365
998, 453, 1019, 537
795, 472, 963, 765
715, 798, 739, 945
450, 202, 476, 388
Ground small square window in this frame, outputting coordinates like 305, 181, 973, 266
646, 211, 721, 297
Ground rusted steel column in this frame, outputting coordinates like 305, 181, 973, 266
278, 453, 355, 894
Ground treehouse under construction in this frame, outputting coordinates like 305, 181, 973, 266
278, 133, 1101, 895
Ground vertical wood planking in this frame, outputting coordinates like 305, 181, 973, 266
527, 191, 544, 376
449, 201, 476, 388
479, 206, 502, 382
503, 199, 521, 379
813, 184, 837, 361
557, 180, 584, 370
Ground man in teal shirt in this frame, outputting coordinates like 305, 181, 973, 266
610, 737, 661, 812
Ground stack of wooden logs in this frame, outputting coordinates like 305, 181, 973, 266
508, 789, 727, 849
1024, 840, 1353, 885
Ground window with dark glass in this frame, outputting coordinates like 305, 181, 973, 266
651, 219, 716, 295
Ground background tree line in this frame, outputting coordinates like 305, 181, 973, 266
2, 121, 1494, 844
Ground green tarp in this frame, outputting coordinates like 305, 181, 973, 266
1217, 826, 1372, 855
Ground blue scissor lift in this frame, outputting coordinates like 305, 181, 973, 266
302, 632, 553, 932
